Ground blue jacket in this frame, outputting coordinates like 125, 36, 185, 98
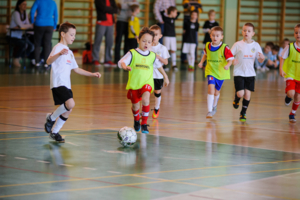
30, 0, 58, 29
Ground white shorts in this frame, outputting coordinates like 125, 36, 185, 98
163, 37, 177, 51
182, 43, 196, 55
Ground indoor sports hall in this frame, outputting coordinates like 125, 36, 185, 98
1, 0, 300, 199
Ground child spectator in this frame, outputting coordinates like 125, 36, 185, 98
128, 4, 140, 50
162, 6, 180, 71
202, 10, 219, 47
279, 38, 290, 59
182, 10, 199, 71
266, 45, 280, 69
255, 42, 273, 71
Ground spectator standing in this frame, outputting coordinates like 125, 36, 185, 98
114, 0, 139, 63
30, 0, 58, 68
93, 0, 118, 67
127, 4, 140, 50
153, 0, 176, 43
7, 0, 34, 67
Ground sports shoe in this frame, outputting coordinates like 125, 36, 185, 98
233, 101, 239, 109
44, 113, 55, 133
289, 114, 296, 123
141, 124, 149, 134
285, 96, 292, 106
239, 113, 246, 122
104, 61, 117, 67
44, 64, 48, 68
188, 65, 194, 71
93, 60, 101, 67
206, 112, 213, 118
172, 66, 178, 71
134, 120, 141, 132
49, 132, 65, 143
152, 108, 160, 119
212, 106, 217, 116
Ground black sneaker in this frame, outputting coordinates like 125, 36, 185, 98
141, 124, 149, 134
285, 96, 292, 106
239, 113, 246, 122
134, 120, 141, 132
233, 101, 239, 109
44, 113, 55, 133
49, 132, 65, 143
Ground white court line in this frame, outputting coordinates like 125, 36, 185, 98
84, 167, 97, 170
164, 157, 199, 161
107, 171, 121, 174
60, 164, 73, 167
37, 160, 50, 164
14, 157, 27, 160
66, 142, 80, 146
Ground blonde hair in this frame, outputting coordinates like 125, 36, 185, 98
208, 9, 215, 16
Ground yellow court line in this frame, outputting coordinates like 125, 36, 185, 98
1, 167, 300, 199
1, 159, 300, 188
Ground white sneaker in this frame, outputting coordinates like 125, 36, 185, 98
35, 63, 40, 67
206, 112, 213, 118
44, 64, 48, 68
212, 106, 217, 116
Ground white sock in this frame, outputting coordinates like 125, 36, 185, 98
207, 94, 214, 112
51, 104, 68, 121
213, 94, 220, 107
171, 52, 176, 66
52, 115, 68, 133
187, 53, 195, 67
155, 96, 161, 110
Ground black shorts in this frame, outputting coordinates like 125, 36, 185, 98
234, 76, 255, 92
52, 86, 73, 105
154, 79, 164, 90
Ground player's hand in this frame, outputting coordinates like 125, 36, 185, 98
164, 78, 170, 87
123, 66, 132, 71
257, 52, 264, 59
224, 64, 230, 70
59, 49, 68, 55
93, 72, 101, 78
233, 59, 238, 65
198, 62, 203, 68
280, 69, 286, 77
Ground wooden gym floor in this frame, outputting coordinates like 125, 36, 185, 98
0, 64, 300, 200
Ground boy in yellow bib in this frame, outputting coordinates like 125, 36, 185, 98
198, 26, 234, 118
280, 24, 300, 123
118, 27, 169, 133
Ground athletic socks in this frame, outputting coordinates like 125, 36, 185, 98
141, 105, 150, 125
207, 94, 214, 112
155, 96, 161, 110
51, 104, 69, 121
213, 94, 220, 107
234, 93, 241, 104
187, 53, 195, 67
290, 101, 300, 115
132, 108, 140, 121
171, 52, 176, 66
52, 115, 68, 133
241, 99, 250, 114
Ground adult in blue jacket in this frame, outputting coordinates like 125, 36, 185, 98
30, 0, 58, 67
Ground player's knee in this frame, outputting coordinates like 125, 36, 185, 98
65, 101, 75, 110
237, 91, 244, 98
287, 90, 295, 98
154, 93, 161, 98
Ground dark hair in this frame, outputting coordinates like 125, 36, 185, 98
265, 42, 274, 48
59, 21, 76, 36
130, 4, 139, 13
283, 38, 290, 42
167, 6, 177, 15
138, 27, 155, 41
190, 10, 198, 16
244, 23, 255, 32
211, 26, 223, 34
15, 0, 26, 21
272, 45, 280, 52
150, 25, 161, 33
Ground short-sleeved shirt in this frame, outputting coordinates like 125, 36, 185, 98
231, 40, 263, 77
151, 43, 170, 79
281, 42, 300, 59
203, 42, 234, 61
162, 11, 180, 37
202, 20, 219, 44
183, 21, 199, 44
49, 43, 78, 89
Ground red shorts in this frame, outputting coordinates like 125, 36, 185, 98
127, 84, 152, 104
286, 79, 300, 94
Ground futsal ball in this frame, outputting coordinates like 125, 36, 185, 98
117, 127, 137, 147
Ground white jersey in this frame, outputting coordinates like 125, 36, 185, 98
151, 43, 170, 79
49, 43, 78, 89
231, 40, 262, 77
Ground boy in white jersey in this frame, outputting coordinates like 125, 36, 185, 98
44, 22, 101, 142
280, 24, 300, 123
149, 25, 170, 119
231, 23, 265, 122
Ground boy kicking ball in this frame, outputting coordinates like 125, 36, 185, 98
231, 23, 265, 122
280, 24, 300, 123
44, 22, 101, 143
118, 27, 169, 134
198, 26, 234, 118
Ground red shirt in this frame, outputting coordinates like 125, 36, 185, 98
97, 0, 113, 26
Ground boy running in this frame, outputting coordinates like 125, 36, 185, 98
280, 23, 300, 123
198, 26, 234, 118
149, 25, 170, 119
118, 27, 170, 133
44, 22, 101, 142
231, 23, 265, 122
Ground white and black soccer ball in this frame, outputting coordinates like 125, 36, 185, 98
117, 127, 137, 147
